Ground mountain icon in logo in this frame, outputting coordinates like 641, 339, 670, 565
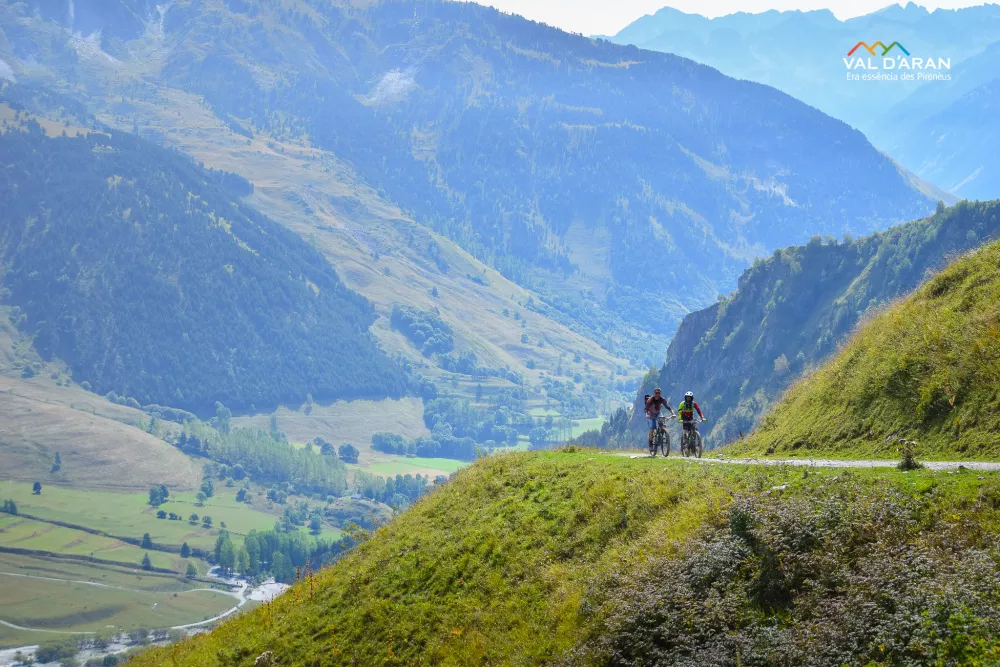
847, 41, 911, 56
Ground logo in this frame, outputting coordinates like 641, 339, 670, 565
847, 41, 910, 57
843, 41, 951, 81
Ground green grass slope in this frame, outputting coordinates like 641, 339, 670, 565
130, 451, 1000, 666
729, 237, 1000, 460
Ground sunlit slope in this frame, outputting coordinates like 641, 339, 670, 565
128, 452, 731, 665
729, 238, 1000, 459
128, 451, 1000, 666
0, 377, 201, 491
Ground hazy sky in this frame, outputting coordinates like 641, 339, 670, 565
474, 0, 991, 36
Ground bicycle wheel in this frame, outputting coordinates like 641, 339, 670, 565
654, 430, 667, 457
695, 432, 703, 458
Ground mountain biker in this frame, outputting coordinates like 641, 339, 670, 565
645, 388, 675, 449
677, 392, 706, 437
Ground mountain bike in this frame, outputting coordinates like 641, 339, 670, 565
650, 415, 674, 457
680, 419, 704, 458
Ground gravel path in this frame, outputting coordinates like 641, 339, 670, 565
624, 453, 1000, 471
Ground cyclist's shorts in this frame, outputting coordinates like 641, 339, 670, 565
681, 420, 695, 430
646, 418, 659, 430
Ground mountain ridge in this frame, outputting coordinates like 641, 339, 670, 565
602, 2, 1000, 198
0, 0, 938, 348
727, 232, 1000, 459
636, 199, 1000, 446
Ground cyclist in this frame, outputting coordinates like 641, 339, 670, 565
645, 388, 675, 451
677, 391, 706, 442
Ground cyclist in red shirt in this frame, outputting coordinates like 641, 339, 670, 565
644, 388, 675, 450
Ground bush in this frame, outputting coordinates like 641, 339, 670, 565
389, 305, 453, 356
371, 433, 408, 455
570, 484, 1000, 666
34, 638, 79, 663
338, 443, 360, 464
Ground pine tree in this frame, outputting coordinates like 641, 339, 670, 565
141, 533, 153, 549
237, 547, 250, 575
181, 542, 191, 558
141, 553, 152, 570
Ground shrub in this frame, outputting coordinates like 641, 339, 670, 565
569, 484, 1000, 666
389, 305, 453, 356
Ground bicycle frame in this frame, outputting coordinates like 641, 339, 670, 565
681, 420, 703, 457
650, 415, 674, 456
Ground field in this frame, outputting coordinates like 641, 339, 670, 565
527, 407, 562, 418
569, 417, 605, 438
358, 456, 467, 478
0, 553, 236, 648
233, 397, 430, 455
0, 623, 77, 649
0, 515, 180, 571
0, 482, 279, 552
1, 572, 233, 633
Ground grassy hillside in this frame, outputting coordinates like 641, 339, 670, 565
129, 451, 1000, 666
0, 379, 201, 492
729, 237, 1000, 460
641, 199, 1000, 447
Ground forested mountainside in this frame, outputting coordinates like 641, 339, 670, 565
639, 200, 1000, 446
603, 3, 1000, 197
0, 122, 407, 412
730, 235, 1000, 459
0, 0, 937, 339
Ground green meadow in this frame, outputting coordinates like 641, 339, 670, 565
0, 482, 279, 552
0, 515, 179, 570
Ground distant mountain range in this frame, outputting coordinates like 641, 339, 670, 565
601, 3, 1000, 199
0, 0, 939, 353
636, 198, 1000, 446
